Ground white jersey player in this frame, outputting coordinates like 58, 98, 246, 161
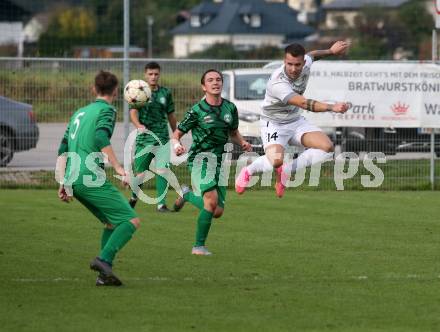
235, 41, 350, 197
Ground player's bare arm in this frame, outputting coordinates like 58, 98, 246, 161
307, 41, 350, 60
101, 145, 126, 180
56, 155, 73, 203
229, 129, 252, 152
129, 108, 146, 131
287, 95, 349, 113
171, 129, 186, 156
56, 126, 74, 202
57, 154, 73, 203
167, 113, 177, 132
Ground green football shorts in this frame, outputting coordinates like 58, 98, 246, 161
189, 157, 226, 209
134, 142, 170, 174
73, 181, 137, 226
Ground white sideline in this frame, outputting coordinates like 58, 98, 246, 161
12, 274, 440, 283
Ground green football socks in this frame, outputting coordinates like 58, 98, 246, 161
195, 209, 214, 246
100, 221, 136, 264
184, 191, 204, 210
156, 174, 168, 206
100, 227, 113, 250
131, 183, 142, 200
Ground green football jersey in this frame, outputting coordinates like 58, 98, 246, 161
136, 86, 174, 145
63, 99, 116, 185
178, 98, 238, 166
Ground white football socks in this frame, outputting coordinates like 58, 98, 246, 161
247, 155, 274, 175
283, 149, 333, 175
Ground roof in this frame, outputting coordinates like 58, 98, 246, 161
171, 0, 315, 38
323, 0, 410, 10
6, 0, 84, 14
0, 0, 31, 21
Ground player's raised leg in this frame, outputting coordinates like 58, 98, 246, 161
279, 131, 334, 188
235, 143, 284, 195
173, 184, 203, 211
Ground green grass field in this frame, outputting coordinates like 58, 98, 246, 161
1, 189, 439, 331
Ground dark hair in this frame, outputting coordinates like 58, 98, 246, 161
284, 43, 306, 57
201, 69, 223, 85
145, 61, 161, 71
94, 70, 118, 95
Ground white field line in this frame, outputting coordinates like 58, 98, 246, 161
11, 274, 440, 283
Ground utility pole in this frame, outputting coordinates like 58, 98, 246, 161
123, 0, 130, 140
147, 15, 154, 58
430, 0, 440, 189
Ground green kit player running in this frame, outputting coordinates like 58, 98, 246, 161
57, 70, 140, 286
172, 69, 251, 256
128, 62, 177, 212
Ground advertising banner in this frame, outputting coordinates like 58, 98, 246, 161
303, 61, 440, 128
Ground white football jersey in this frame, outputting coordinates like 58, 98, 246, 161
261, 54, 313, 124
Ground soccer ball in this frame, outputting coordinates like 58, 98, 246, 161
124, 80, 151, 108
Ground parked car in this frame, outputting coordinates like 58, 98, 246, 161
222, 68, 336, 159
336, 127, 399, 155
0, 96, 39, 166
335, 127, 440, 156
395, 128, 440, 156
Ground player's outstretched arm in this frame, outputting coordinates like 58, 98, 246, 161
171, 129, 186, 156
287, 95, 350, 113
129, 108, 146, 132
229, 129, 252, 152
167, 113, 177, 132
307, 41, 350, 61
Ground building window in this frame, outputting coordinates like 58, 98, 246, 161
190, 14, 212, 27
250, 14, 261, 28
190, 15, 201, 27
201, 15, 211, 25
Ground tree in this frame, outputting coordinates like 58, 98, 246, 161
130, 0, 201, 56
397, 0, 434, 57
37, 6, 98, 56
348, 5, 393, 60
346, 0, 434, 60
70, 0, 203, 57
57, 8, 97, 38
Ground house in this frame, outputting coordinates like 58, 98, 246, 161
285, 0, 334, 24
22, 13, 51, 44
171, 0, 315, 58
322, 0, 410, 29
0, 0, 81, 56
0, 0, 32, 56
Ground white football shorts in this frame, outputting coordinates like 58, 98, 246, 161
260, 116, 322, 149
